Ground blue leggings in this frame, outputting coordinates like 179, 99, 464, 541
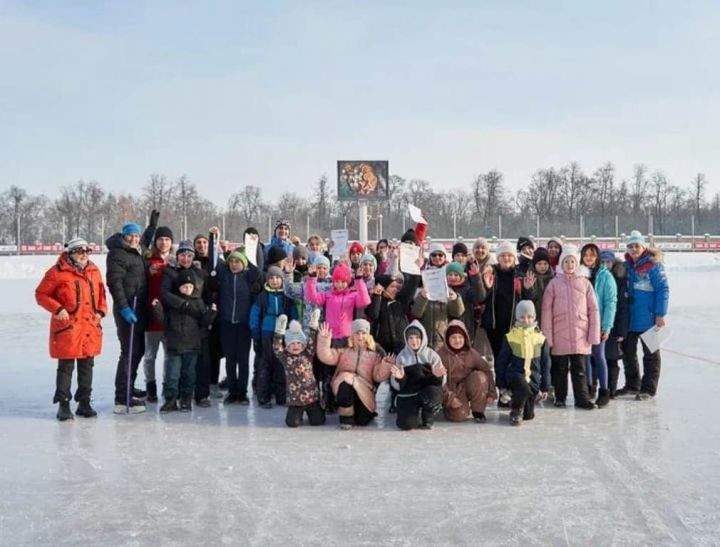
586, 341, 608, 390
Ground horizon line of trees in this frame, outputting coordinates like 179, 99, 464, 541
1, 162, 718, 247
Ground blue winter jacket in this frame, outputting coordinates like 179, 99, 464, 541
625, 249, 669, 332
214, 262, 259, 324
593, 266, 618, 335
249, 285, 295, 339
265, 235, 295, 263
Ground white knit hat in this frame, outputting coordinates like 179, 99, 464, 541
559, 244, 580, 268
65, 237, 89, 252
495, 240, 516, 258
428, 242, 446, 256
351, 318, 371, 335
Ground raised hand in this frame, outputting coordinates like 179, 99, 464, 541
390, 364, 405, 380
209, 226, 220, 236
523, 270, 536, 289
318, 322, 332, 338
482, 266, 495, 289
468, 261, 480, 277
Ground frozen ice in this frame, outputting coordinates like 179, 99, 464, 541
1, 253, 719, 545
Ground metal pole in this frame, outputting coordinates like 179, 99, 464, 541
306, 215, 310, 240
62, 216, 66, 244
344, 215, 348, 230
358, 201, 368, 245
101, 216, 105, 248
536, 216, 540, 241
453, 214, 457, 239
16, 212, 21, 256
402, 215, 406, 233
691, 215, 696, 252
379, 214, 383, 240
268, 215, 272, 242
222, 214, 226, 237
648, 214, 653, 236
615, 215, 619, 250
580, 215, 584, 243
498, 215, 502, 239
183, 214, 188, 241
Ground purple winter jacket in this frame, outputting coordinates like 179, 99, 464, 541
541, 272, 600, 356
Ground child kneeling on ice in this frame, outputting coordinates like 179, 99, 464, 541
272, 312, 325, 428
317, 319, 394, 430
495, 301, 551, 426
393, 321, 446, 430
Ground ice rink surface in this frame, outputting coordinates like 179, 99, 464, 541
1, 253, 719, 546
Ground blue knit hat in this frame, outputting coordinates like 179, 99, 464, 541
284, 320, 307, 347
600, 250, 616, 262
122, 223, 141, 236
626, 230, 646, 248
359, 253, 377, 269
312, 255, 330, 268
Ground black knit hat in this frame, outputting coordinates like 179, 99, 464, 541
154, 226, 174, 242
532, 247, 550, 266
375, 274, 394, 289
400, 229, 418, 245
452, 242, 468, 256
175, 269, 196, 289
244, 227, 259, 237
267, 246, 287, 265
517, 236, 534, 253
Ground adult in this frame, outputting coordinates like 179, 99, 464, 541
265, 219, 295, 263
142, 226, 175, 403
374, 238, 390, 275
36, 238, 107, 420
617, 231, 669, 400
106, 219, 154, 414
426, 242, 448, 270
467, 237, 497, 362
547, 237, 563, 273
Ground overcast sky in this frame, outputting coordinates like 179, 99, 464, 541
1, 1, 718, 205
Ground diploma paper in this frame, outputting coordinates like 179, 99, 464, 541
422, 266, 449, 302
400, 242, 422, 275
244, 233, 259, 266
331, 229, 349, 258
640, 326, 671, 354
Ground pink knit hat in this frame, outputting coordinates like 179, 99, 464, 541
332, 263, 352, 284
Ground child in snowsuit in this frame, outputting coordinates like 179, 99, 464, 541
495, 300, 551, 425
317, 319, 393, 430
599, 250, 630, 398
393, 321, 446, 430
273, 314, 325, 428
437, 320, 496, 423
154, 270, 217, 412
250, 266, 295, 408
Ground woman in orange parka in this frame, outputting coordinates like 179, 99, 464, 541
35, 237, 107, 421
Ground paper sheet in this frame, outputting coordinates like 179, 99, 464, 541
243, 233, 258, 266
399, 242, 422, 275
407, 204, 427, 225
422, 266, 448, 302
640, 326, 672, 354
330, 229, 349, 258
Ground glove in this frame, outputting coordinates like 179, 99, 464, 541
308, 309, 321, 330
499, 389, 512, 404
252, 338, 262, 356
120, 307, 138, 324
149, 209, 160, 227
275, 314, 288, 336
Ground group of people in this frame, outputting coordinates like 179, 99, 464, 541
35, 209, 670, 430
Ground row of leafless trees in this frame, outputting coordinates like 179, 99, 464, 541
0, 162, 717, 246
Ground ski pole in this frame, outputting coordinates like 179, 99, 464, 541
125, 296, 137, 414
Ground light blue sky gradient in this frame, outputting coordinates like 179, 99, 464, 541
1, 1, 718, 204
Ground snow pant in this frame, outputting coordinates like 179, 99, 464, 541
551, 354, 592, 406
444, 370, 491, 422
208, 324, 223, 385
396, 386, 443, 430
113, 309, 146, 404
285, 402, 326, 428
486, 327, 507, 368
336, 383, 376, 426
586, 341, 609, 390
142, 330, 167, 385
220, 321, 251, 398
472, 325, 495, 375
622, 332, 662, 396
256, 335, 286, 405
507, 371, 537, 420
163, 351, 198, 401
607, 358, 620, 396
54, 358, 94, 403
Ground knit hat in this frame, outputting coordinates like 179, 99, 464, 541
359, 253, 377, 269
559, 244, 580, 268
267, 246, 287, 265
293, 245, 308, 260
227, 250, 248, 267
274, 219, 291, 231
65, 237, 89, 253
348, 241, 365, 256
154, 226, 174, 242
401, 229, 419, 245
446, 262, 466, 278
284, 320, 307, 347
122, 223, 141, 236
351, 318, 371, 335
428, 242, 446, 256
600, 250, 616, 262
331, 263, 352, 284
626, 230, 646, 248
193, 233, 208, 245
176, 239, 195, 255
312, 255, 330, 268
266, 266, 284, 280
473, 237, 489, 250
175, 269, 196, 289
452, 242, 468, 257
495, 240, 516, 257
516, 236, 534, 253
515, 300, 536, 320
532, 247, 550, 266
375, 274, 395, 289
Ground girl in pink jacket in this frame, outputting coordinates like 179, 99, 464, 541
541, 244, 600, 410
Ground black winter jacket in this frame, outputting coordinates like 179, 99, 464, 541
105, 233, 148, 313
606, 260, 630, 360
366, 274, 420, 354
154, 296, 216, 353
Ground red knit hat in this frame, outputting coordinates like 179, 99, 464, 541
332, 263, 352, 284
348, 242, 365, 255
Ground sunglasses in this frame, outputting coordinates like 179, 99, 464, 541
430, 253, 445, 258
71, 248, 91, 255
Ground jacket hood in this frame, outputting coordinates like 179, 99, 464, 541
403, 319, 428, 351
396, 320, 438, 368
625, 247, 664, 267
444, 319, 470, 351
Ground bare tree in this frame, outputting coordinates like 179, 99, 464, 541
592, 162, 615, 233
689, 173, 707, 221
630, 164, 649, 216
472, 169, 506, 232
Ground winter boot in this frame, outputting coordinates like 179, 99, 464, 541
636, 392, 654, 401
132, 386, 147, 400
179, 398, 192, 412
338, 407, 354, 430
575, 400, 597, 410
596, 389, 610, 408
420, 403, 441, 429
472, 411, 487, 423
76, 400, 97, 418
615, 387, 639, 397
114, 398, 147, 414
210, 384, 223, 399
146, 381, 158, 403
56, 400, 74, 421
509, 410, 522, 426
160, 398, 178, 413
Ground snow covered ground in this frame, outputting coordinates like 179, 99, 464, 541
1, 253, 719, 545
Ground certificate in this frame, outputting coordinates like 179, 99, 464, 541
331, 229, 349, 258
399, 242, 422, 275
422, 266, 448, 302
244, 233, 259, 266
640, 326, 671, 354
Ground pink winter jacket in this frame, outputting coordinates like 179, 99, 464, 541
305, 276, 371, 339
541, 272, 601, 356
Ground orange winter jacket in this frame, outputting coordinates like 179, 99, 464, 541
35, 253, 108, 359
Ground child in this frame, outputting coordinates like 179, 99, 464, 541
412, 280, 465, 352
541, 245, 600, 410
437, 320, 496, 423
516, 236, 535, 277
317, 319, 394, 430
445, 261, 485, 344
452, 242, 469, 265
154, 270, 217, 412
495, 300, 551, 425
599, 250, 629, 398
393, 321, 446, 430
250, 266, 295, 408
530, 247, 554, 329
273, 314, 325, 427
547, 237, 563, 273
348, 242, 365, 271
358, 253, 377, 292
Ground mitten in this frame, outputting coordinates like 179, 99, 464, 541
275, 314, 288, 335
308, 309, 321, 330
